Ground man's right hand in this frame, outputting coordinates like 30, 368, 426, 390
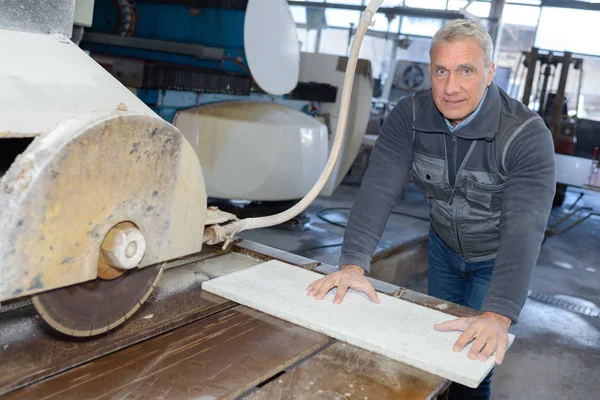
306, 264, 380, 304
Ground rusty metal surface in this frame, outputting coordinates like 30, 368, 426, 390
5, 306, 330, 400
0, 111, 207, 302
245, 341, 448, 400
0, 268, 231, 396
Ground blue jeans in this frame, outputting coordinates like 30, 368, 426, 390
428, 230, 495, 400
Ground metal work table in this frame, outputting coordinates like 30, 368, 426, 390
0, 239, 479, 399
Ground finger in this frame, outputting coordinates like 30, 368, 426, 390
434, 317, 470, 332
495, 338, 508, 365
478, 336, 497, 362
307, 280, 323, 296
468, 334, 488, 360
333, 284, 348, 304
363, 283, 380, 303
452, 326, 477, 352
315, 279, 337, 300
306, 280, 318, 293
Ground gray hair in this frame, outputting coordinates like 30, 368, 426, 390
430, 19, 494, 68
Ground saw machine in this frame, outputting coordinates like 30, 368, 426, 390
0, 0, 377, 338
0, 26, 210, 336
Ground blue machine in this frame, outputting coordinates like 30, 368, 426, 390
79, 0, 336, 122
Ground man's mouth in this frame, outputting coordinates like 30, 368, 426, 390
444, 99, 465, 106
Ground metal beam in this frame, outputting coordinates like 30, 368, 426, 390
82, 33, 224, 61
295, 23, 433, 40
550, 51, 571, 140
522, 47, 538, 107
488, 0, 505, 56
287, 1, 465, 20
136, 0, 248, 10
542, 0, 600, 11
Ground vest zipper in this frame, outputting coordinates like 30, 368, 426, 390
450, 136, 477, 259
449, 134, 457, 205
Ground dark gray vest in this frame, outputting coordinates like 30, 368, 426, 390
410, 86, 541, 262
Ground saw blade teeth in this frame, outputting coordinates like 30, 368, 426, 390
32, 265, 162, 337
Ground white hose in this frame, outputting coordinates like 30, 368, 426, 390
206, 0, 385, 248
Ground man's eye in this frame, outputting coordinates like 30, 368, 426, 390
462, 68, 473, 75
436, 69, 447, 76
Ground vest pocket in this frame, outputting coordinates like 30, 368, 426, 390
465, 179, 506, 212
461, 179, 504, 257
411, 154, 446, 198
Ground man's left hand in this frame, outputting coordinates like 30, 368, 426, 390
433, 311, 511, 365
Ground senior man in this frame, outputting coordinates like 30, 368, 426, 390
306, 19, 555, 399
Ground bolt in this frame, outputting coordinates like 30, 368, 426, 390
101, 223, 146, 270
126, 241, 138, 258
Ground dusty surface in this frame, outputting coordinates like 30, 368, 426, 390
245, 341, 447, 400
5, 306, 330, 400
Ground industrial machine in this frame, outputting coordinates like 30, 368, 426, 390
388, 60, 432, 103
77, 0, 373, 204
0, 0, 376, 337
513, 48, 586, 206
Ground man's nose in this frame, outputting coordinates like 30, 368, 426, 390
444, 72, 460, 95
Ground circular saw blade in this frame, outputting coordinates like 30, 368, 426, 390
32, 265, 163, 337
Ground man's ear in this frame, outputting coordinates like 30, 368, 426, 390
486, 62, 496, 86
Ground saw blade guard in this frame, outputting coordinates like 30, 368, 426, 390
0, 110, 207, 303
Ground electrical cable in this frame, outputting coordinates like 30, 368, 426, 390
223, 55, 250, 75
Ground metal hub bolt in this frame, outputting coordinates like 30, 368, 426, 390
101, 223, 146, 270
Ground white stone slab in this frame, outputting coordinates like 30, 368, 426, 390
202, 260, 515, 388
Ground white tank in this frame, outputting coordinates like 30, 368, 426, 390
174, 101, 328, 201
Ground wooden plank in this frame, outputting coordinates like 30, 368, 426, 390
0, 267, 231, 396
202, 260, 515, 389
245, 341, 448, 400
5, 306, 330, 400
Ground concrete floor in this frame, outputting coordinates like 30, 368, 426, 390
239, 183, 600, 400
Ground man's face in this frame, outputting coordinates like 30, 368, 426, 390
429, 39, 495, 126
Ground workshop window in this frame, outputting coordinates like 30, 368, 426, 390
325, 8, 361, 28
296, 27, 318, 52
324, 0, 363, 5
535, 6, 600, 56
502, 4, 541, 26
506, 0, 540, 5
571, 57, 600, 120
397, 36, 433, 64
360, 35, 394, 79
289, 5, 307, 24
447, 0, 492, 17
400, 17, 443, 36
319, 28, 352, 55
370, 13, 400, 32
404, 0, 448, 9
